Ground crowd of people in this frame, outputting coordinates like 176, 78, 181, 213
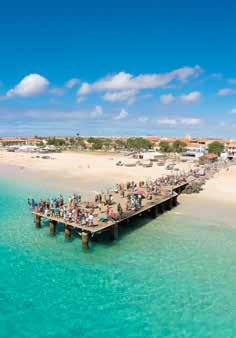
28, 163, 222, 227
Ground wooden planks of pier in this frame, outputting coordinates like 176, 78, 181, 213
33, 182, 188, 250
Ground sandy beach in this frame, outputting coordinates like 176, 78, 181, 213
178, 165, 236, 226
0, 149, 235, 225
0, 150, 192, 194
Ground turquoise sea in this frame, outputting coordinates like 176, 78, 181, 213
0, 176, 236, 338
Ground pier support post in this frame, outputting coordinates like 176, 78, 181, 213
160, 203, 165, 213
152, 206, 158, 218
64, 226, 71, 239
167, 198, 172, 210
35, 215, 41, 228
49, 220, 57, 236
173, 195, 178, 207
110, 223, 119, 241
82, 232, 89, 250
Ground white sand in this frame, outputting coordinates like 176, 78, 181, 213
178, 165, 236, 226
0, 149, 235, 207
0, 150, 192, 193
0, 149, 235, 225
181, 165, 236, 206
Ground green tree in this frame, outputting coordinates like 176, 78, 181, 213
91, 139, 103, 150
127, 137, 153, 151
69, 137, 76, 145
38, 141, 44, 147
86, 137, 109, 150
172, 140, 187, 153
207, 141, 224, 155
47, 137, 66, 147
87, 137, 95, 144
114, 139, 127, 150
76, 138, 86, 149
159, 141, 172, 153
102, 138, 113, 149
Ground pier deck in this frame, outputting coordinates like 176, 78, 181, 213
32, 181, 189, 249
33, 192, 178, 234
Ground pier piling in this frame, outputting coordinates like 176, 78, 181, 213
167, 198, 172, 210
35, 215, 41, 228
82, 232, 89, 249
64, 226, 72, 239
159, 203, 164, 213
173, 195, 178, 207
49, 220, 57, 236
110, 223, 119, 241
152, 206, 159, 218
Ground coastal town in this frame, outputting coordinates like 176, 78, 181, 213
1, 135, 236, 160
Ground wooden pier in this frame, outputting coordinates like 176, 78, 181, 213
33, 182, 189, 249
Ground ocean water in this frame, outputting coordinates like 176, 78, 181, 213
0, 177, 236, 338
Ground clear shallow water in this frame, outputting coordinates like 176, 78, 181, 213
0, 178, 236, 337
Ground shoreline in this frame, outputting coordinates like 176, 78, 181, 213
0, 149, 235, 226
177, 165, 236, 226
0, 150, 192, 195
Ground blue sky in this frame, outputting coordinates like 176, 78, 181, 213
1, 0, 236, 137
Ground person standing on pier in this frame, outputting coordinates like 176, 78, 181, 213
117, 203, 123, 218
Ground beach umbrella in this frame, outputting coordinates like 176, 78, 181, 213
136, 190, 146, 197
133, 191, 146, 198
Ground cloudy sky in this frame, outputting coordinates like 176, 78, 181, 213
1, 0, 236, 137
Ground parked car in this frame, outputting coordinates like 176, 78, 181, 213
166, 164, 175, 170
116, 160, 123, 166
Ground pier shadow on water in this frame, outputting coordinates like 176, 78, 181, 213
96, 209, 173, 245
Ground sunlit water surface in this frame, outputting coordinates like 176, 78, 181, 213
0, 177, 236, 338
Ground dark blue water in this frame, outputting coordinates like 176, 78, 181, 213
0, 177, 236, 337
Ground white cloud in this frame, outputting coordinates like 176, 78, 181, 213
230, 108, 236, 114
138, 116, 149, 123
113, 108, 128, 120
180, 91, 201, 103
227, 78, 236, 84
217, 88, 236, 96
77, 96, 86, 103
49, 87, 64, 96
77, 65, 201, 97
157, 117, 201, 126
78, 82, 91, 95
210, 73, 223, 80
7, 74, 49, 98
158, 118, 177, 126
65, 78, 80, 89
90, 105, 103, 118
179, 118, 201, 125
103, 89, 137, 103
160, 93, 175, 105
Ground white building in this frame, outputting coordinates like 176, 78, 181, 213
225, 142, 236, 159
182, 144, 206, 159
